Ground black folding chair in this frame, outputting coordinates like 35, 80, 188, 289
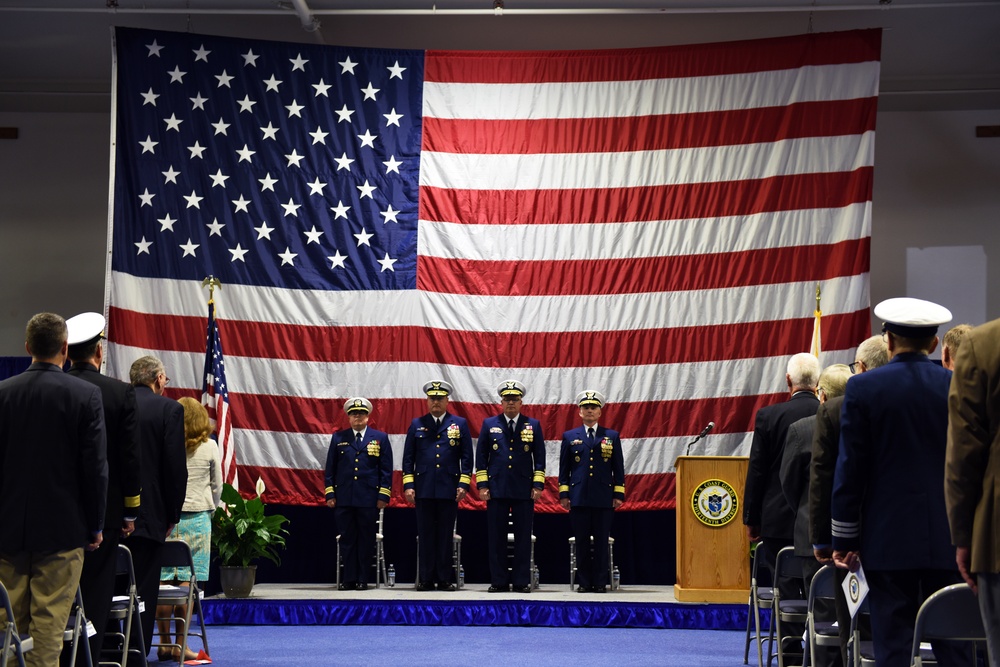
151, 541, 208, 661
102, 544, 143, 667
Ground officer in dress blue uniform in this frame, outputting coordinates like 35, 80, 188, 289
476, 380, 546, 593
832, 298, 972, 667
403, 381, 474, 591
325, 397, 393, 591
559, 390, 625, 593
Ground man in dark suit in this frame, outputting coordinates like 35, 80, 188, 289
476, 380, 546, 594
402, 381, 473, 591
743, 352, 819, 662
65, 312, 142, 664
325, 397, 393, 591
808, 335, 887, 666
124, 355, 187, 662
0, 312, 108, 667
559, 390, 625, 594
832, 298, 970, 667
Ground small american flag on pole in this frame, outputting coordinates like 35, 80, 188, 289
202, 293, 237, 489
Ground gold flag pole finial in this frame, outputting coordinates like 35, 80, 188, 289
815, 283, 821, 311
202, 276, 222, 305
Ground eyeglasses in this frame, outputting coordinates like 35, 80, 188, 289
849, 362, 858, 374
159, 372, 170, 385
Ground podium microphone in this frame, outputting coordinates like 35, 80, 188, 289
685, 421, 715, 456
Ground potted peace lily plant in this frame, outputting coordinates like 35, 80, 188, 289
212, 477, 290, 598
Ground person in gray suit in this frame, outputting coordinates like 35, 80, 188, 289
0, 313, 108, 667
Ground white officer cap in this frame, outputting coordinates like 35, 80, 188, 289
422, 380, 453, 397
66, 312, 106, 347
874, 297, 952, 338
576, 389, 606, 408
497, 380, 526, 399
344, 397, 373, 415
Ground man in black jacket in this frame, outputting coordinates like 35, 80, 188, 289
65, 312, 142, 664
124, 355, 186, 662
0, 312, 108, 667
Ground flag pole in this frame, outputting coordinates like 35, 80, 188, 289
202, 275, 222, 306
810, 283, 822, 359
201, 275, 237, 490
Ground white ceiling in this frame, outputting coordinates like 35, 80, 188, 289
1, 0, 999, 113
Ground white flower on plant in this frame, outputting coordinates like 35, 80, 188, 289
255, 476, 266, 497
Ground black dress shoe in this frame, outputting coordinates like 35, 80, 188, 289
437, 582, 457, 592
414, 582, 435, 591
512, 585, 532, 594
356, 583, 369, 591
576, 585, 592, 593
487, 585, 510, 593
592, 585, 607, 593
339, 582, 357, 591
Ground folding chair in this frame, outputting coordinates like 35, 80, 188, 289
62, 587, 94, 667
910, 583, 987, 667
567, 536, 617, 591
414, 517, 463, 588
744, 542, 774, 667
846, 593, 872, 667
102, 544, 143, 667
807, 565, 840, 667
505, 508, 538, 589
151, 541, 208, 662
771, 546, 808, 667
336, 507, 388, 588
1, 580, 33, 667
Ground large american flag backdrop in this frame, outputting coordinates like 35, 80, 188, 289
105, 27, 877, 510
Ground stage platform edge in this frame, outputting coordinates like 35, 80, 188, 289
202, 584, 751, 631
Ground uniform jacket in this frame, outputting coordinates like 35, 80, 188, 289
132, 385, 187, 543
475, 414, 546, 499
742, 390, 820, 540
779, 414, 817, 557
558, 425, 625, 507
68, 363, 141, 534
325, 427, 393, 506
832, 353, 956, 570
808, 395, 844, 547
402, 412, 473, 499
0, 362, 108, 551
946, 318, 1000, 574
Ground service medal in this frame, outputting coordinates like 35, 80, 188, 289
524, 445, 530, 452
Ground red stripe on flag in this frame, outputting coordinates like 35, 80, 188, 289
418, 238, 871, 296
425, 29, 881, 83
108, 307, 869, 367
419, 169, 874, 225
238, 465, 679, 512
423, 99, 878, 154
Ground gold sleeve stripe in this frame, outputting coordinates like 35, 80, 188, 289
324, 486, 334, 494
559, 484, 569, 493
459, 474, 471, 485
614, 485, 626, 494
124, 494, 141, 508
532, 471, 545, 482
402, 474, 415, 484
475, 471, 488, 482
378, 487, 391, 497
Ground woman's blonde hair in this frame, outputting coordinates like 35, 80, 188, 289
178, 396, 213, 451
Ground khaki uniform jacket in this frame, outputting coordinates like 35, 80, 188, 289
946, 317, 1000, 574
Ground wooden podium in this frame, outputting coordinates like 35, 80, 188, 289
674, 455, 750, 603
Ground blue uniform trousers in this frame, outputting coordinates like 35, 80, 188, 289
415, 498, 457, 585
335, 506, 378, 585
570, 506, 613, 588
486, 498, 533, 587
867, 568, 972, 667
